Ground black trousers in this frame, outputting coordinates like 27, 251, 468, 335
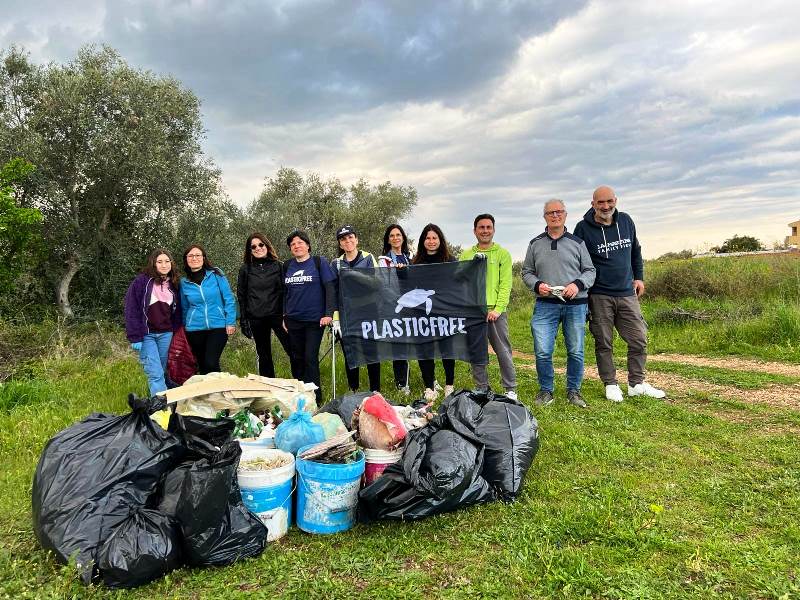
250, 315, 293, 378
285, 318, 325, 404
346, 361, 382, 393
392, 360, 409, 388
185, 328, 228, 374
418, 359, 455, 389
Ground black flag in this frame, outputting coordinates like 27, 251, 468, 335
338, 258, 488, 368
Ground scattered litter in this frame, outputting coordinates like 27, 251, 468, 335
239, 454, 293, 471
298, 431, 358, 463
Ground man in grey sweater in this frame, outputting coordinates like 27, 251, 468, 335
522, 199, 596, 408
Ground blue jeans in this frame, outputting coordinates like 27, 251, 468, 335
531, 302, 588, 392
139, 332, 173, 395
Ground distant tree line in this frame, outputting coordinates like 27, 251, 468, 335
0, 45, 416, 321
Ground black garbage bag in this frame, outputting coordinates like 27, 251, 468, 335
441, 390, 539, 501
165, 413, 268, 566
317, 391, 371, 429
32, 395, 184, 584
358, 415, 495, 521
97, 509, 182, 589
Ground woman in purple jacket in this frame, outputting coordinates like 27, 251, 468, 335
124, 248, 182, 395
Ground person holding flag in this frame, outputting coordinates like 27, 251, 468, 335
332, 225, 382, 393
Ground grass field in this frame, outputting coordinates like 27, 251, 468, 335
1, 254, 799, 598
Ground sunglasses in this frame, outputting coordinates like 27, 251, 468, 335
250, 242, 266, 250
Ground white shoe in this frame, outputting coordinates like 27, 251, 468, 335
444, 385, 454, 397
605, 384, 624, 403
628, 382, 666, 399
423, 388, 438, 402
505, 390, 518, 401
398, 385, 411, 396
433, 380, 443, 392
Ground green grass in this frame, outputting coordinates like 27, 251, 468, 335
1, 313, 799, 599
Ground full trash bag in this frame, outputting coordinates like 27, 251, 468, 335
32, 395, 184, 584
317, 391, 371, 429
165, 413, 269, 566
358, 414, 495, 522
441, 390, 539, 501
97, 509, 182, 589
274, 398, 325, 455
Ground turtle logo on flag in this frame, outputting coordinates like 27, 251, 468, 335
395, 289, 435, 315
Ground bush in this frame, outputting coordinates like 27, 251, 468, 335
646, 255, 800, 302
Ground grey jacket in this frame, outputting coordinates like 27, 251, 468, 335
521, 230, 596, 305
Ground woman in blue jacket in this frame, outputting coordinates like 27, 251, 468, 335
180, 243, 238, 374
123, 248, 182, 395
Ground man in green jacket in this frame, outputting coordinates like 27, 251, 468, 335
460, 214, 518, 400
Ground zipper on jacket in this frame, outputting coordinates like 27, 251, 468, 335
141, 277, 154, 336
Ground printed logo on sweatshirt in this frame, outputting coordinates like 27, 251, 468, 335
285, 269, 313, 284
596, 237, 631, 255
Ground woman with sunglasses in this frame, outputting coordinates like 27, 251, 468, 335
378, 223, 412, 394
411, 223, 457, 402
237, 233, 292, 378
180, 243, 238, 374
124, 248, 182, 395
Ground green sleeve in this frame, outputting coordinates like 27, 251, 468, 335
495, 248, 513, 313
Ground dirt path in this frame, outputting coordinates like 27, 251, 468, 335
647, 353, 800, 377
504, 349, 800, 411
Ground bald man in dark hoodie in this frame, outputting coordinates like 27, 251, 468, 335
573, 186, 666, 402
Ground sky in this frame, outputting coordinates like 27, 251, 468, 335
3, 0, 799, 259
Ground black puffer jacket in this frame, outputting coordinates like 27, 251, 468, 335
236, 258, 284, 320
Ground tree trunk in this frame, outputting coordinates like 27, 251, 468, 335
56, 254, 81, 319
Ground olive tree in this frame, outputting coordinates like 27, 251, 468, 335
247, 167, 417, 260
0, 45, 220, 318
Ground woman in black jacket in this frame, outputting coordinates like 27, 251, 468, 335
237, 233, 292, 377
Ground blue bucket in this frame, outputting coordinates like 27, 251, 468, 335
295, 444, 365, 534
238, 449, 295, 541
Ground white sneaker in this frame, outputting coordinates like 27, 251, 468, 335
433, 380, 443, 392
423, 387, 438, 402
398, 385, 411, 396
505, 390, 518, 401
605, 384, 624, 403
628, 382, 666, 399
444, 385, 454, 397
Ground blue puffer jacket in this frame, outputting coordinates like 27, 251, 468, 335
180, 269, 238, 331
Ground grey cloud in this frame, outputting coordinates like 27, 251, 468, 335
95, 0, 587, 122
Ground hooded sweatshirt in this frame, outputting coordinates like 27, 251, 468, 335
573, 208, 643, 297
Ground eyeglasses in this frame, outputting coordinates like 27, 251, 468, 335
186, 253, 203, 259
544, 210, 566, 217
250, 242, 266, 250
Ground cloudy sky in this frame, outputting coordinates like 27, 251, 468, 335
3, 0, 799, 258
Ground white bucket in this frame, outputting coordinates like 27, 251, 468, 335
363, 447, 403, 485
238, 449, 295, 541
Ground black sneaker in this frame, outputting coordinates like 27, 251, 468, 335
567, 390, 587, 408
534, 390, 554, 406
